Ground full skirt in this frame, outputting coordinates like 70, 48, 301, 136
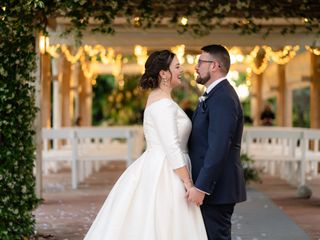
84, 148, 207, 240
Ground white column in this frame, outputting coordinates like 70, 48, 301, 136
35, 34, 42, 198
52, 58, 61, 149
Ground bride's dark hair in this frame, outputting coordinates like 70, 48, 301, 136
139, 50, 175, 90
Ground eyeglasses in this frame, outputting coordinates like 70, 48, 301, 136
197, 59, 222, 68
197, 59, 214, 66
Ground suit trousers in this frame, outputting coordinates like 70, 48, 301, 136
200, 203, 235, 240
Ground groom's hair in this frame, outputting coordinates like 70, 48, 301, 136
201, 45, 230, 75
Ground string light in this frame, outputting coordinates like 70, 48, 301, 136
269, 45, 300, 65
80, 54, 97, 80
83, 44, 101, 57
305, 46, 320, 56
245, 67, 252, 87
247, 46, 271, 75
134, 45, 148, 72
180, 17, 188, 26
46, 44, 60, 58
171, 44, 185, 64
61, 45, 83, 64
229, 47, 245, 64
112, 54, 123, 77
42, 43, 306, 88
100, 47, 115, 64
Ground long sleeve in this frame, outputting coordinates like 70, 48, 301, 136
150, 99, 186, 169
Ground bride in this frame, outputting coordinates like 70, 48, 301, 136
84, 50, 207, 240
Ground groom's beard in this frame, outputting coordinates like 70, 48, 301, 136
196, 72, 210, 85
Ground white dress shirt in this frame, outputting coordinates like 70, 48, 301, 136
205, 76, 227, 94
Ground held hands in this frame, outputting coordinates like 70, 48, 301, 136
186, 187, 205, 207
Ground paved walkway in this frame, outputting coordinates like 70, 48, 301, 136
34, 162, 319, 240
232, 188, 309, 240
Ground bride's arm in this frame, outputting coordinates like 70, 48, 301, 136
150, 100, 186, 169
174, 166, 193, 190
151, 100, 192, 190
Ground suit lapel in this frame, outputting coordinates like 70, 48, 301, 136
205, 79, 228, 101
192, 79, 228, 122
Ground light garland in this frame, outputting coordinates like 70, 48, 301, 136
247, 46, 271, 75
80, 54, 97, 80
100, 47, 115, 64
134, 45, 148, 66
305, 46, 320, 56
229, 47, 245, 64
44, 44, 121, 82
46, 44, 60, 58
43, 42, 316, 86
60, 44, 83, 64
269, 45, 300, 65
171, 44, 185, 64
112, 54, 123, 77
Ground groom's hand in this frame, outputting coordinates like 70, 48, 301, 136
187, 187, 205, 206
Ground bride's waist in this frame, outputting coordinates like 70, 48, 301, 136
145, 145, 188, 154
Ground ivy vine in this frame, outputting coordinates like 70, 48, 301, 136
0, 0, 319, 238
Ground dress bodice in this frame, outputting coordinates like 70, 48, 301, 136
143, 98, 192, 169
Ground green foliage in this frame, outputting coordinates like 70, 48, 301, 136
240, 154, 262, 185
0, 2, 41, 238
92, 73, 202, 126
292, 87, 310, 128
92, 75, 115, 125
94, 75, 148, 125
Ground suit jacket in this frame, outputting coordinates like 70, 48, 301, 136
188, 80, 246, 204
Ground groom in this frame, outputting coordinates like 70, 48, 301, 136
187, 44, 246, 240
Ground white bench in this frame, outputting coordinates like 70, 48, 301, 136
42, 126, 145, 189
243, 128, 304, 185
302, 129, 320, 179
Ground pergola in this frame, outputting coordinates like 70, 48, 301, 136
35, 14, 320, 196
39, 17, 320, 128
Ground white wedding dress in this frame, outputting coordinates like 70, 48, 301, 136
84, 98, 207, 240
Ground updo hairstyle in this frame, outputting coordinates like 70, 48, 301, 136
139, 50, 175, 90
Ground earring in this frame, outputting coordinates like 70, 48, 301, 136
161, 78, 168, 87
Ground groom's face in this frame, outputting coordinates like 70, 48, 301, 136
195, 52, 213, 85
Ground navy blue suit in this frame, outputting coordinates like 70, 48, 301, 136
188, 80, 246, 239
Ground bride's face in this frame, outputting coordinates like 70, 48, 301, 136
168, 56, 183, 88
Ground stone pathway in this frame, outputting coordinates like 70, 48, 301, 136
34, 162, 319, 240
232, 188, 309, 240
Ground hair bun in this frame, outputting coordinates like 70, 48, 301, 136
140, 73, 156, 89
139, 50, 175, 90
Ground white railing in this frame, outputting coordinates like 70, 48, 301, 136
42, 126, 319, 190
42, 126, 145, 189
242, 127, 320, 187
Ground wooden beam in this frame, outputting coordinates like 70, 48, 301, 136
61, 51, 72, 127
48, 27, 319, 53
251, 73, 263, 126
277, 64, 286, 126
310, 53, 320, 129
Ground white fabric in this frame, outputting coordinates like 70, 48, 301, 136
205, 76, 227, 94
84, 98, 207, 240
